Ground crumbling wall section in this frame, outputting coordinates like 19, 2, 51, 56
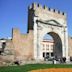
12, 28, 34, 61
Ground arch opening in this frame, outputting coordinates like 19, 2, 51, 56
41, 32, 62, 60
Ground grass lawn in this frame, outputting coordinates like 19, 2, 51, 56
0, 64, 72, 72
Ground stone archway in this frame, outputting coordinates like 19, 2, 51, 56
33, 16, 69, 61
48, 32, 62, 59
41, 32, 62, 60
27, 3, 69, 61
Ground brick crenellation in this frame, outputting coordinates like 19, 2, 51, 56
28, 3, 66, 16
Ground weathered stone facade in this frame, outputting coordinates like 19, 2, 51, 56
68, 37, 72, 57
29, 3, 69, 60
0, 29, 34, 65
12, 28, 34, 61
0, 3, 72, 65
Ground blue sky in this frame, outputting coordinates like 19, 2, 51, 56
0, 0, 72, 38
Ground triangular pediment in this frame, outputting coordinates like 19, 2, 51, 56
45, 20, 61, 26
37, 19, 63, 27
46, 20, 59, 24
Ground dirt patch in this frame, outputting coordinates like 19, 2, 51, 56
30, 68, 72, 72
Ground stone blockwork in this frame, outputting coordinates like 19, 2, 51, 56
0, 39, 15, 65
29, 3, 68, 60
0, 29, 34, 65
28, 3, 67, 31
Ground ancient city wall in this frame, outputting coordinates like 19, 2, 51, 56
12, 28, 34, 61
68, 37, 72, 57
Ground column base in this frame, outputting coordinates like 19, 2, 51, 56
66, 56, 70, 62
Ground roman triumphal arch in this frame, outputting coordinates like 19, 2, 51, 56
28, 3, 69, 61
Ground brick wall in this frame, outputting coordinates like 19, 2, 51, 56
68, 37, 72, 56
12, 28, 34, 61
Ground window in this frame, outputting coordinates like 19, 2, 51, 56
43, 52, 45, 57
46, 45, 49, 50
51, 53, 54, 56
46, 52, 49, 56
